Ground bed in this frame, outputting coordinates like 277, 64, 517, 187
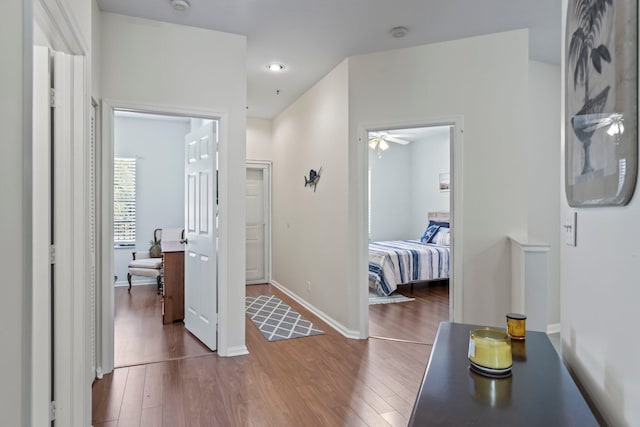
369, 212, 451, 296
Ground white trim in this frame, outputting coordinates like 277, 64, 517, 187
547, 323, 561, 335
245, 161, 272, 285
53, 51, 89, 427
33, 0, 87, 55
270, 280, 361, 339
224, 346, 250, 357
99, 99, 233, 371
357, 115, 465, 336
31, 45, 51, 427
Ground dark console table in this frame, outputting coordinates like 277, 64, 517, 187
409, 322, 598, 426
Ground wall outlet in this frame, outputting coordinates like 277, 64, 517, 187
564, 212, 577, 246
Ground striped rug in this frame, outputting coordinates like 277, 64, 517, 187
245, 295, 324, 342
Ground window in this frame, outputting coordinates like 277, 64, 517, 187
114, 157, 136, 246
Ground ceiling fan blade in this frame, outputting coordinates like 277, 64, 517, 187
385, 136, 411, 145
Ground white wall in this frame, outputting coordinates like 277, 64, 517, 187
369, 144, 413, 241
560, 1, 640, 425
100, 12, 247, 354
247, 117, 273, 161
527, 61, 561, 327
409, 129, 451, 238
113, 115, 189, 285
0, 1, 29, 425
349, 30, 530, 328
272, 60, 351, 331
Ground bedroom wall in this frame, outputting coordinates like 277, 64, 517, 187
271, 60, 351, 331
368, 143, 413, 241
349, 30, 530, 328
112, 114, 190, 286
247, 117, 273, 161
560, 1, 640, 424
409, 128, 451, 238
100, 12, 247, 354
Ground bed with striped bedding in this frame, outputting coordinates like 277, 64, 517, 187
369, 240, 450, 296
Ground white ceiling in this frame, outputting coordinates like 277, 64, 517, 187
97, 0, 562, 119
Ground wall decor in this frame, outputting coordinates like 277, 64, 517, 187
304, 167, 322, 192
565, 0, 638, 206
439, 172, 450, 192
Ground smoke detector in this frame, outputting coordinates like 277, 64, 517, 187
390, 26, 409, 38
171, 0, 190, 12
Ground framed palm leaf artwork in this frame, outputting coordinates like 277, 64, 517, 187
565, 0, 638, 206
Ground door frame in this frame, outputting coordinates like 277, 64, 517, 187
357, 116, 464, 337
99, 99, 233, 373
245, 160, 272, 284
32, 0, 90, 424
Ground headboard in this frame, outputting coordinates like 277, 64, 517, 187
428, 212, 450, 224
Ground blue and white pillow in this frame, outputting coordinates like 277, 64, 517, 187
432, 227, 450, 246
420, 224, 440, 243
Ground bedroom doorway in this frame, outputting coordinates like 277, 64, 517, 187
366, 123, 457, 343
246, 161, 272, 285
104, 108, 217, 369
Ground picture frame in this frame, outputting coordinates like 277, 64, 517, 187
439, 172, 450, 192
565, 0, 638, 206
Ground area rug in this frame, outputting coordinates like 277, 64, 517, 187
369, 289, 415, 305
245, 295, 324, 342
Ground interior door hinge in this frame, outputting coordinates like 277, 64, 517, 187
49, 401, 56, 421
50, 244, 56, 264
49, 88, 57, 108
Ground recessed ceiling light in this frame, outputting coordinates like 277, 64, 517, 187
266, 63, 286, 72
170, 0, 190, 12
390, 26, 409, 38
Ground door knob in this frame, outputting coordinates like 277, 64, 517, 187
180, 238, 188, 244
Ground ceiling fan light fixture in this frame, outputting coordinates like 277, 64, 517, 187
379, 140, 390, 151
369, 138, 380, 149
170, 0, 190, 11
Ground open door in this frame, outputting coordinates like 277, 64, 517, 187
184, 121, 218, 351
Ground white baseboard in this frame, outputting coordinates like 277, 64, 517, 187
547, 323, 561, 334
222, 345, 250, 357
270, 280, 361, 339
114, 280, 155, 287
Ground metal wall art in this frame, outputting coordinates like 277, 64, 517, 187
304, 167, 322, 192
565, 0, 638, 206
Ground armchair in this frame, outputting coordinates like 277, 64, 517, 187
127, 228, 163, 293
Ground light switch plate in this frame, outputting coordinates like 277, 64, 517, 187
564, 212, 577, 246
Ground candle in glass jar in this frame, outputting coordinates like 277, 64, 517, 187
468, 328, 512, 370
506, 313, 527, 340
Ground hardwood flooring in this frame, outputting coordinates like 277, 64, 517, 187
368, 281, 450, 344
94, 283, 449, 426
114, 285, 211, 368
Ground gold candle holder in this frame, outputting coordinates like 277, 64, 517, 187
506, 313, 526, 340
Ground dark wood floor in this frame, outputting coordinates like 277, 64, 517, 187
93, 283, 449, 426
114, 285, 211, 368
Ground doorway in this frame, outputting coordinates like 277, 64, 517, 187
246, 161, 271, 285
111, 110, 214, 367
361, 117, 464, 341
100, 105, 224, 372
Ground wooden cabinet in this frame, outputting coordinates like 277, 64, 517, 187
161, 241, 184, 324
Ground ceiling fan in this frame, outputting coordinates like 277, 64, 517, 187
368, 131, 412, 157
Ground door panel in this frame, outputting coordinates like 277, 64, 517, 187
246, 167, 267, 283
184, 122, 217, 351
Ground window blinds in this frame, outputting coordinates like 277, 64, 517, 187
114, 157, 136, 245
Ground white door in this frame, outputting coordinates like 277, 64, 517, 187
246, 167, 267, 283
184, 121, 218, 351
